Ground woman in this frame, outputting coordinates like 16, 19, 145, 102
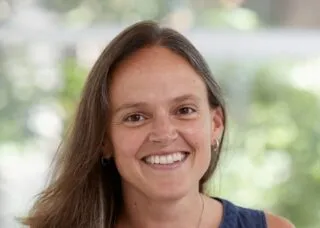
22, 21, 294, 228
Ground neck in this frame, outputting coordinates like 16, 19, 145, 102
118, 185, 204, 228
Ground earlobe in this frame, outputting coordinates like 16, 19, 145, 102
211, 138, 220, 152
101, 138, 114, 158
102, 148, 113, 159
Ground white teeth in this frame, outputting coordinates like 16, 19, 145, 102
144, 152, 187, 165
160, 156, 166, 164
155, 156, 160, 164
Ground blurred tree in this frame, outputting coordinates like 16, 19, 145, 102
1, 1, 319, 227
249, 67, 320, 227
0, 45, 35, 143
38, 0, 170, 24
0, 44, 62, 143
57, 45, 87, 128
36, 0, 260, 29
210, 61, 320, 228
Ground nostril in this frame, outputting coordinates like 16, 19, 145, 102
148, 130, 179, 143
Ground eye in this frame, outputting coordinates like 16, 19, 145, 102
177, 106, 196, 115
123, 114, 146, 123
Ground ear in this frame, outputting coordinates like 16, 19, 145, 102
210, 106, 224, 144
101, 140, 113, 159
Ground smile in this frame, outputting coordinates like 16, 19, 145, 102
143, 152, 189, 165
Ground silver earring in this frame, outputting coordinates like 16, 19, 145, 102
212, 139, 220, 151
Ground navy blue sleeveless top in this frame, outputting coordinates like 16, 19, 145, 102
215, 198, 267, 228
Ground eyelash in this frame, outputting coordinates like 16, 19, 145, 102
123, 113, 147, 123
176, 106, 197, 115
122, 106, 197, 124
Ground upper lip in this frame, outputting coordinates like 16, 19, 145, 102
142, 150, 190, 159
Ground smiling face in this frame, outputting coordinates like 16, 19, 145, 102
107, 46, 223, 201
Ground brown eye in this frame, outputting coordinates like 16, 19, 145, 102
124, 114, 145, 122
177, 107, 196, 115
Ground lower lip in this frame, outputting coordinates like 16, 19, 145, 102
142, 154, 189, 170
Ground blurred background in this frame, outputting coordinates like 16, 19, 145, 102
0, 0, 320, 227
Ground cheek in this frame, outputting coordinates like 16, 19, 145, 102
111, 127, 146, 180
182, 116, 212, 148
181, 120, 212, 174
111, 127, 146, 158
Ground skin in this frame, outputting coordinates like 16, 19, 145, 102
266, 213, 296, 228
106, 46, 294, 228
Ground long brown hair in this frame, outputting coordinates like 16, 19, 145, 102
21, 20, 227, 228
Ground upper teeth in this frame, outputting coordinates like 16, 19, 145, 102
145, 152, 186, 165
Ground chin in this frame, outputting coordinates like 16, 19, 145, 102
147, 182, 195, 202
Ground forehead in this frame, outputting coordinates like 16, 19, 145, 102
110, 46, 208, 104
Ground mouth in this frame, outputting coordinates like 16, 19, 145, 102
142, 152, 190, 166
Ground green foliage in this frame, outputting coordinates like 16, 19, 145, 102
58, 57, 87, 113
0, 47, 37, 143
39, 0, 82, 13
1, 2, 319, 227
209, 61, 320, 228
39, 0, 167, 23
196, 7, 260, 29
251, 65, 320, 228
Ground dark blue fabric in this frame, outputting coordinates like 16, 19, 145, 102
215, 198, 267, 228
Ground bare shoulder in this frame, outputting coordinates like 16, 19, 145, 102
265, 212, 295, 228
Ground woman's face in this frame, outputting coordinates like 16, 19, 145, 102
107, 46, 223, 200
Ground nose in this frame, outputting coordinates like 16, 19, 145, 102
148, 114, 178, 145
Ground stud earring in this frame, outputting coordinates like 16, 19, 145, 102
101, 156, 111, 167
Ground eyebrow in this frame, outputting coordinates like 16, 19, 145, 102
113, 94, 201, 114
113, 102, 149, 114
172, 94, 201, 104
